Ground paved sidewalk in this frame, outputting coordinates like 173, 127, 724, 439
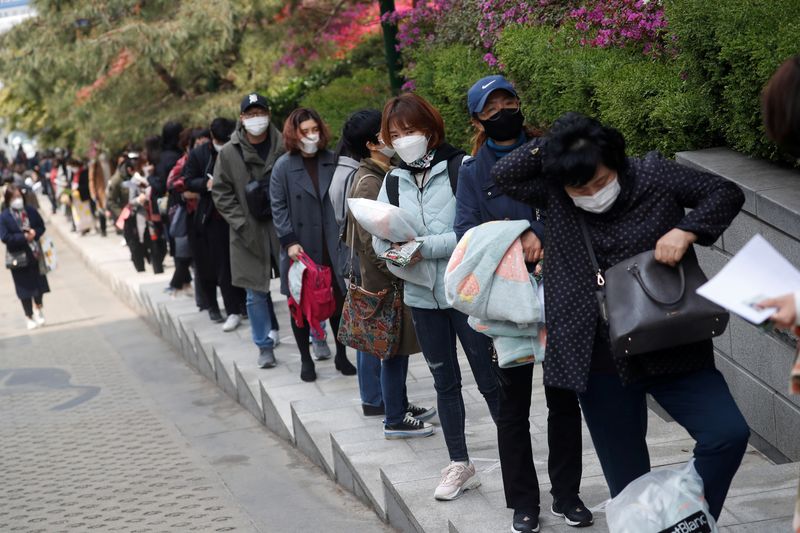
44, 205, 798, 533
0, 221, 391, 532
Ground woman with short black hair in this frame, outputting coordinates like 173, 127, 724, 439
492, 111, 749, 521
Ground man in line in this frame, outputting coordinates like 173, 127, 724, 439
212, 93, 284, 368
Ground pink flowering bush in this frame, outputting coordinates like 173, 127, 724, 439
569, 0, 672, 56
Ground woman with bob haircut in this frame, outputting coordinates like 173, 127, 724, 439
270, 107, 357, 382
491, 111, 750, 521
372, 92, 499, 501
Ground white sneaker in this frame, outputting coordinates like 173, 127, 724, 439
268, 329, 281, 347
26, 318, 38, 330
434, 461, 480, 501
222, 314, 242, 332
34, 308, 45, 326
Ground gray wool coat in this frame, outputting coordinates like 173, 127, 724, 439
211, 122, 285, 293
270, 149, 347, 297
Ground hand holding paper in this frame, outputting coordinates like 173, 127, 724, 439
696, 235, 800, 324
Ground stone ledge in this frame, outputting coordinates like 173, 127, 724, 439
676, 147, 800, 239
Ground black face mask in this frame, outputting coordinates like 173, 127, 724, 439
479, 108, 525, 142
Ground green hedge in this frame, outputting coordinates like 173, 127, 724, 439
400, 1, 799, 161
666, 0, 800, 160
299, 67, 393, 143
406, 43, 494, 151
495, 25, 715, 156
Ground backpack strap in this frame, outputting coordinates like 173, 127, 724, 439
447, 155, 467, 195
386, 171, 400, 207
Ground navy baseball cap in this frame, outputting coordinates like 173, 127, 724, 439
467, 75, 518, 115
240, 92, 270, 113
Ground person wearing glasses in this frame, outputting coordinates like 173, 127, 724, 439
454, 76, 592, 533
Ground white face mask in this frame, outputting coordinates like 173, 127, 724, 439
378, 145, 396, 158
242, 116, 270, 136
570, 178, 621, 214
213, 142, 225, 153
392, 134, 428, 164
10, 198, 23, 211
300, 134, 320, 155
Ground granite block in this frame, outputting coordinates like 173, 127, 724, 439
728, 315, 798, 406
234, 363, 264, 424
774, 396, 800, 462
259, 381, 293, 442
714, 353, 777, 446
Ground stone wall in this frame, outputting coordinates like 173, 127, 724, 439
677, 148, 800, 462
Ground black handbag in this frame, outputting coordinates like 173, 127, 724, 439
244, 179, 272, 221
5, 248, 30, 270
579, 218, 728, 358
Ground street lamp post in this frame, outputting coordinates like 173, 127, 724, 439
378, 0, 403, 94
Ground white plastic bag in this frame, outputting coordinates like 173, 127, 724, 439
347, 197, 425, 242
605, 460, 717, 533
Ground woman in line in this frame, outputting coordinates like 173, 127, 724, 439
492, 111, 749, 521
454, 76, 591, 532
1, 184, 49, 330
758, 53, 800, 531
270, 107, 357, 382
344, 109, 435, 437
184, 117, 248, 330
373, 93, 499, 500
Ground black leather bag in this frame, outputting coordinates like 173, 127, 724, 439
5, 248, 29, 270
579, 218, 729, 358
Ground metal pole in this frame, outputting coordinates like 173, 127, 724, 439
378, 0, 403, 94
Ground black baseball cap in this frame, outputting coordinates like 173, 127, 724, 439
240, 93, 270, 113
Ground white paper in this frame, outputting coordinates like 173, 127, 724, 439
696, 234, 800, 324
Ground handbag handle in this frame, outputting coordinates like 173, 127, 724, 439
629, 261, 686, 306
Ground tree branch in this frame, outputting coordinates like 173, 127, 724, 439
150, 60, 186, 98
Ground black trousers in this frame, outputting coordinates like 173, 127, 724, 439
124, 217, 166, 274
20, 293, 43, 317
169, 257, 193, 289
496, 363, 583, 512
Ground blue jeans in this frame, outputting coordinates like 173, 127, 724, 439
577, 368, 749, 520
357, 351, 382, 406
246, 288, 275, 350
357, 352, 410, 425
410, 307, 499, 462
266, 293, 279, 331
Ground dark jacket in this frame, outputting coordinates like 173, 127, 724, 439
346, 157, 420, 356
455, 141, 544, 241
492, 143, 745, 392
184, 142, 217, 227
0, 207, 50, 300
270, 149, 347, 296
212, 122, 285, 292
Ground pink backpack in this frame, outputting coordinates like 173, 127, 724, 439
287, 252, 336, 337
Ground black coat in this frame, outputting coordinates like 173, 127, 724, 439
492, 143, 745, 392
0, 207, 50, 300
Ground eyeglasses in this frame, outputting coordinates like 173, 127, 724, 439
242, 110, 268, 119
483, 103, 521, 121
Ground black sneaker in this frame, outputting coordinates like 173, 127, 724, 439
384, 413, 434, 439
551, 498, 593, 527
208, 309, 224, 323
512, 509, 540, 533
406, 403, 436, 422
